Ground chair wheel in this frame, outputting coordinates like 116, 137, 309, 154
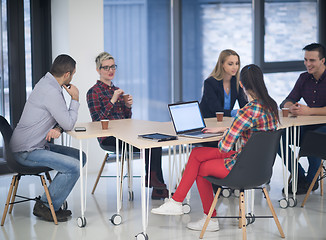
246, 213, 255, 225
279, 198, 289, 209
221, 188, 232, 198
251, 214, 255, 224
135, 232, 148, 240
182, 203, 191, 214
77, 216, 87, 228
128, 191, 134, 201
233, 189, 240, 198
288, 197, 297, 207
61, 200, 68, 210
111, 214, 122, 225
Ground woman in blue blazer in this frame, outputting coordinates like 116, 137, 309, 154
200, 49, 248, 118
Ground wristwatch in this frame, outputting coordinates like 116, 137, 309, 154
54, 124, 64, 133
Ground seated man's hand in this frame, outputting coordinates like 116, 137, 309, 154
290, 103, 311, 116
64, 84, 79, 101
46, 128, 61, 142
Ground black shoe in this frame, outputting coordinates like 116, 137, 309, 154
33, 201, 68, 222
151, 188, 169, 200
295, 181, 319, 195
56, 208, 72, 217
145, 172, 167, 189
282, 180, 319, 195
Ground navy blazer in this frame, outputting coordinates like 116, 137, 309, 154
199, 76, 248, 117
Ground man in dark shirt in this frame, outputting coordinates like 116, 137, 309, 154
279, 43, 326, 195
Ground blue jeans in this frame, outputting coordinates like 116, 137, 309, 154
278, 124, 326, 184
14, 143, 86, 210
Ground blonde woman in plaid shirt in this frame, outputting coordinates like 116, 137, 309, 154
152, 64, 280, 232
87, 52, 168, 199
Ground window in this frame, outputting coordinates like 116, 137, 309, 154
182, 0, 253, 103
263, 0, 318, 105
201, 2, 252, 77
24, 0, 32, 99
264, 71, 301, 105
265, 0, 317, 62
103, 0, 171, 121
1, 0, 9, 120
102, 0, 321, 121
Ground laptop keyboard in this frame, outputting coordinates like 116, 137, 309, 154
186, 131, 204, 136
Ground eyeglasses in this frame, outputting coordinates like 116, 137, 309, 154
100, 64, 117, 71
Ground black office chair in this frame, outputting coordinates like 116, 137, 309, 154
0, 116, 58, 225
199, 130, 285, 240
299, 131, 326, 207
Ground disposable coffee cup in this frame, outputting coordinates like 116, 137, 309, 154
282, 108, 289, 117
216, 112, 224, 122
101, 119, 109, 130
123, 94, 130, 102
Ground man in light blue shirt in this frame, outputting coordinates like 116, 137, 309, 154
10, 54, 86, 222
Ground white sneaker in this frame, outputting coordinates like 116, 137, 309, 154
187, 215, 219, 232
151, 198, 183, 215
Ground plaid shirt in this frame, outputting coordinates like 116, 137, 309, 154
86, 80, 132, 143
218, 99, 278, 171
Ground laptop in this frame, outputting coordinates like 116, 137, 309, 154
168, 101, 223, 139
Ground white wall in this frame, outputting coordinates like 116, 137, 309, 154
51, 0, 105, 173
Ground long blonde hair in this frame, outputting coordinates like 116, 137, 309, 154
209, 49, 240, 88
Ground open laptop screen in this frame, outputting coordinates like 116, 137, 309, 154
168, 101, 206, 134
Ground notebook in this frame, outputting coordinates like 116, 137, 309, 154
168, 101, 223, 139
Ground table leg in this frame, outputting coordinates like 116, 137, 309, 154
79, 140, 84, 216
185, 144, 191, 206
77, 140, 87, 227
292, 127, 297, 201
128, 144, 134, 200
110, 138, 123, 225
137, 148, 149, 239
116, 138, 120, 213
290, 126, 299, 207
279, 127, 290, 209
168, 146, 172, 199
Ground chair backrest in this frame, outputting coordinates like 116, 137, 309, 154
299, 131, 326, 160
0, 116, 16, 170
0, 115, 51, 174
208, 130, 282, 190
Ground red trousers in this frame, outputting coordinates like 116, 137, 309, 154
172, 147, 236, 217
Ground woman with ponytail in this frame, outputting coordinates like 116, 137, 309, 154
151, 64, 279, 232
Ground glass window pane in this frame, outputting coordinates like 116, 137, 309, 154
1, 0, 8, 156
24, 0, 32, 99
103, 0, 171, 121
264, 71, 302, 106
201, 2, 252, 78
265, 0, 317, 62
182, 1, 252, 102
1, 0, 9, 121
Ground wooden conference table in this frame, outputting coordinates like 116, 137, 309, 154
67, 115, 326, 237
